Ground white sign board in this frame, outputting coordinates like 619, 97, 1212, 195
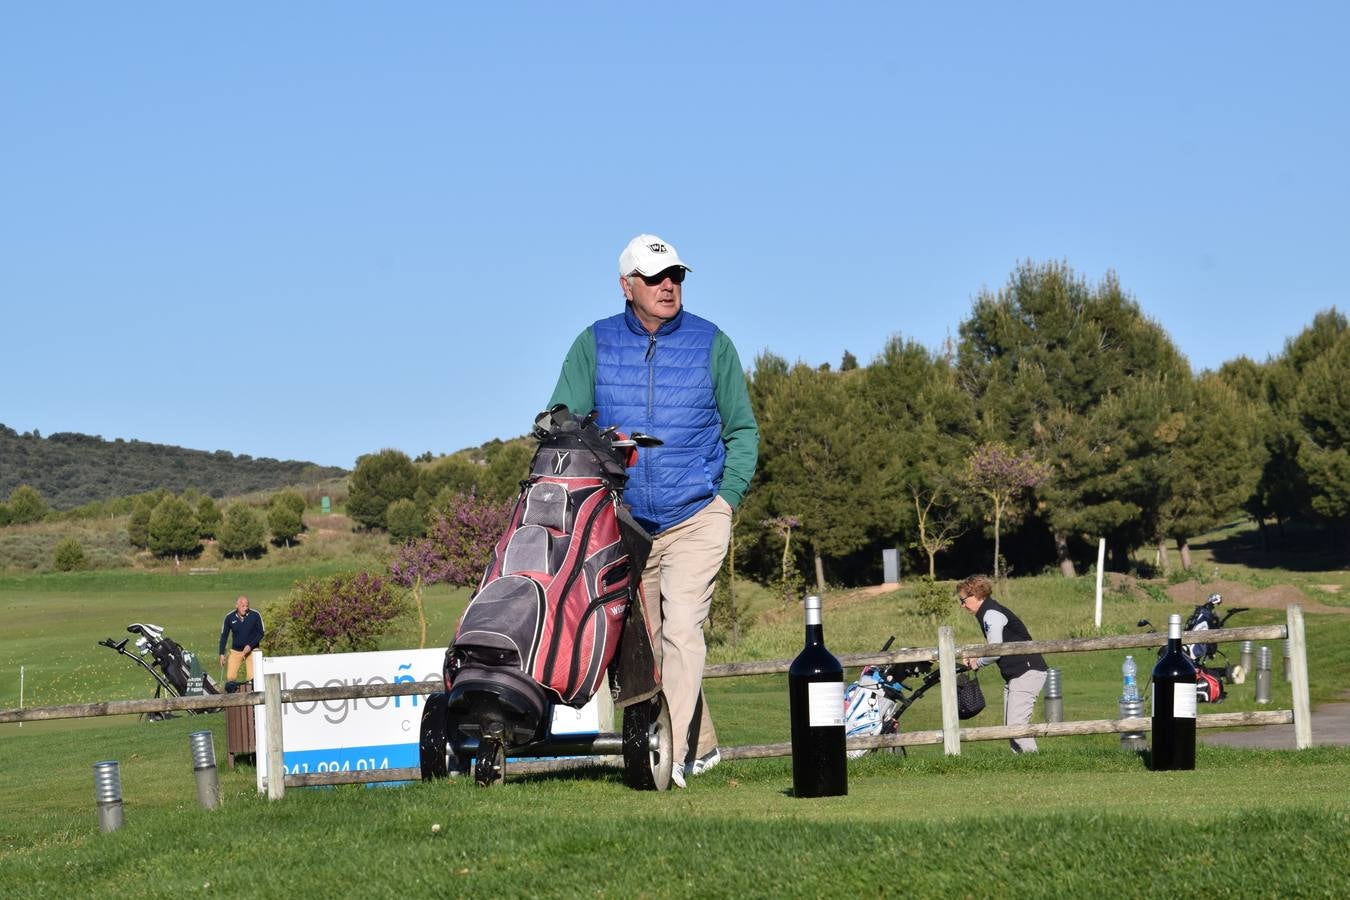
252, 648, 601, 792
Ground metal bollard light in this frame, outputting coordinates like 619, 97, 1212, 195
189, 730, 220, 810
1043, 668, 1063, 723
92, 760, 124, 832
1282, 639, 1292, 683
1236, 640, 1252, 684
1255, 645, 1272, 704
1118, 698, 1147, 751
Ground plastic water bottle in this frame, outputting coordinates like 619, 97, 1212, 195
1122, 655, 1139, 701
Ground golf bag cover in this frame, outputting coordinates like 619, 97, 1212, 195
447, 409, 654, 713
1184, 604, 1220, 664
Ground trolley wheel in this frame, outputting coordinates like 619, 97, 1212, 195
474, 737, 505, 787
419, 693, 450, 780
622, 693, 673, 791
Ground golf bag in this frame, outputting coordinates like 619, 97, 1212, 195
98, 622, 221, 717
441, 406, 660, 748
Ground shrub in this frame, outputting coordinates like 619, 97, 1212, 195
386, 498, 425, 543
391, 492, 513, 587
266, 571, 410, 654
53, 538, 86, 571
0, 502, 10, 527
6, 485, 48, 524
910, 576, 952, 624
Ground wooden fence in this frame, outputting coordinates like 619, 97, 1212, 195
0, 605, 1312, 797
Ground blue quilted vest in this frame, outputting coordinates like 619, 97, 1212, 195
592, 306, 725, 534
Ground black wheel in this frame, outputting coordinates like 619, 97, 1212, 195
419, 693, 449, 780
622, 693, 673, 791
474, 737, 505, 787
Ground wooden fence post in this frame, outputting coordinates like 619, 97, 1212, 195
938, 625, 960, 756
1287, 604, 1311, 750
265, 673, 285, 800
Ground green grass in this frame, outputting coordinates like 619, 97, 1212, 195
3, 531, 1350, 896
1, 715, 1347, 897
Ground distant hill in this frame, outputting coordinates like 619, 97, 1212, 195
0, 425, 347, 509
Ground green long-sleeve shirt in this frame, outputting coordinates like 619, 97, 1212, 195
548, 326, 759, 509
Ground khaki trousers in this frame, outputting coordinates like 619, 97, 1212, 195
226, 649, 254, 683
640, 496, 733, 767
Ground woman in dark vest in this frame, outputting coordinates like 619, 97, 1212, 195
957, 574, 1048, 753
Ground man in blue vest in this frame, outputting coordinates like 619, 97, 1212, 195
550, 234, 759, 787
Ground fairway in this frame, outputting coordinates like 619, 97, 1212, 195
4, 569, 1350, 896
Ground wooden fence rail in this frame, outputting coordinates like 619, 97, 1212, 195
0, 606, 1312, 796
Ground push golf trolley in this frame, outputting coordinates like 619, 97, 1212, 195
98, 622, 222, 719
418, 406, 675, 789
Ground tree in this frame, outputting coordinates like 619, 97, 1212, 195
148, 495, 200, 560
958, 262, 1188, 574
386, 498, 425, 543
348, 449, 418, 530
6, 485, 48, 524
965, 442, 1050, 579
396, 492, 515, 587
0, 502, 10, 527
1297, 330, 1350, 530
218, 502, 266, 559
273, 489, 307, 519
197, 496, 223, 539
128, 497, 154, 549
268, 502, 303, 548
265, 571, 410, 655
53, 537, 86, 571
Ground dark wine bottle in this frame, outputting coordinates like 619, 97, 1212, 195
788, 594, 847, 797
1151, 612, 1198, 771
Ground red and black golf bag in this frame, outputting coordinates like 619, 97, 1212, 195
440, 406, 661, 748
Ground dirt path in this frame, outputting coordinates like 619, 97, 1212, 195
1165, 579, 1348, 615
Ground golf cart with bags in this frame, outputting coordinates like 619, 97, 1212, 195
98, 622, 222, 719
419, 405, 675, 788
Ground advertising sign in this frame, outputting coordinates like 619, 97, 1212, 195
252, 648, 602, 791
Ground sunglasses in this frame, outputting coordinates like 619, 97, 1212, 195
635, 267, 686, 286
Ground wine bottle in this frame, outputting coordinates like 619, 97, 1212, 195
1151, 613, 1198, 771
788, 594, 847, 797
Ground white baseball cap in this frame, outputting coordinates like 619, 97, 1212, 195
618, 234, 692, 277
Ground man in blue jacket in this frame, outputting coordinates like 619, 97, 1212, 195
550, 234, 759, 786
218, 595, 264, 686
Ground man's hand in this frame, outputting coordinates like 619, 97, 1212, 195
243, 645, 252, 656
218, 654, 226, 667
962, 657, 979, 670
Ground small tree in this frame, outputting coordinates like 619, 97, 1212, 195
218, 502, 266, 559
197, 496, 223, 539
348, 449, 419, 530
128, 497, 154, 549
911, 484, 964, 579
273, 489, 307, 520
268, 502, 303, 548
266, 571, 410, 655
148, 496, 200, 561
762, 515, 803, 604
965, 443, 1050, 580
386, 498, 426, 543
53, 537, 86, 571
7, 485, 48, 525
0, 502, 10, 527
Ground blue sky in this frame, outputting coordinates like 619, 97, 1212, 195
3, 3, 1346, 469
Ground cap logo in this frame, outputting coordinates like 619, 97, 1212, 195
647, 243, 668, 253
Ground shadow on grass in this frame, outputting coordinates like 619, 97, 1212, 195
1192, 521, 1349, 573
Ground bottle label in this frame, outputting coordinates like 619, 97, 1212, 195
808, 681, 844, 727
1172, 682, 1197, 719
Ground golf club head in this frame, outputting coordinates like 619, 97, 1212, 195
630, 432, 664, 447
